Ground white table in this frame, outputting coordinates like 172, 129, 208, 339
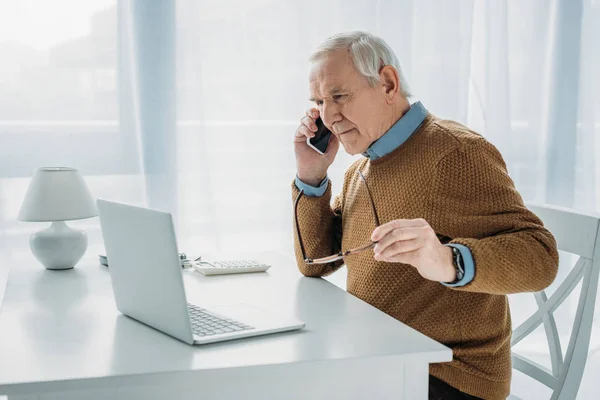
0, 249, 451, 400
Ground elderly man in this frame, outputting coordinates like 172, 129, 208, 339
292, 31, 558, 400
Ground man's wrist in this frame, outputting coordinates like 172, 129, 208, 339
440, 246, 457, 283
297, 171, 327, 187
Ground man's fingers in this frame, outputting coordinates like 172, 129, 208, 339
294, 115, 317, 143
301, 116, 317, 132
295, 125, 314, 140
306, 108, 319, 119
371, 219, 426, 241
374, 238, 423, 260
376, 249, 419, 265
373, 227, 422, 254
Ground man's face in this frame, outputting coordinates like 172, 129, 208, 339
309, 50, 388, 155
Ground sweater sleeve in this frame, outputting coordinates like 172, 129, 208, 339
429, 138, 559, 295
292, 179, 345, 277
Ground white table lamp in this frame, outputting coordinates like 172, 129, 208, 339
18, 167, 98, 270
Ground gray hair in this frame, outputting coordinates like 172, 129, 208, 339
309, 31, 412, 97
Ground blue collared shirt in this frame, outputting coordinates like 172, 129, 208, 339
294, 102, 475, 287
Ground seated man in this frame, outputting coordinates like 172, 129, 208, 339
291, 31, 558, 400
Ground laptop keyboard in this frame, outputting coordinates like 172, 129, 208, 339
188, 303, 254, 337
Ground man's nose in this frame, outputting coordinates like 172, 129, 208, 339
321, 102, 342, 131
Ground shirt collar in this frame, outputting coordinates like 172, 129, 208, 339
362, 101, 428, 160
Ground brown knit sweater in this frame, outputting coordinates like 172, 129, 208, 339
291, 114, 559, 399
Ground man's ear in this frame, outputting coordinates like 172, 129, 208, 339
379, 65, 400, 104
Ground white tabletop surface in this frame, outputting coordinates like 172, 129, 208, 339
0, 248, 451, 392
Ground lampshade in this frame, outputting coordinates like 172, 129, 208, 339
18, 167, 98, 222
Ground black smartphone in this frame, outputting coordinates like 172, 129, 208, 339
307, 117, 332, 155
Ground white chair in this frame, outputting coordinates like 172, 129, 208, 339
510, 204, 600, 399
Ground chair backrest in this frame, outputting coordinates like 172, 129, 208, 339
510, 204, 600, 400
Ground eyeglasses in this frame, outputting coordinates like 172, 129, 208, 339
294, 170, 380, 265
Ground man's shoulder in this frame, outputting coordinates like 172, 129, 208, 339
426, 116, 486, 149
423, 116, 506, 169
414, 115, 500, 160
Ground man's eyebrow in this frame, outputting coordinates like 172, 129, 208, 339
329, 86, 347, 95
309, 86, 348, 102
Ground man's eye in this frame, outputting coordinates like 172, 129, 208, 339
333, 94, 347, 101
315, 100, 324, 106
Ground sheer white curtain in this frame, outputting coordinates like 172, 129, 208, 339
174, 0, 599, 256
0, 0, 599, 397
1, 0, 597, 254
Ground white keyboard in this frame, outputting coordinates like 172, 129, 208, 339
188, 303, 254, 336
192, 260, 271, 276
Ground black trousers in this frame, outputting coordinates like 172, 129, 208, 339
429, 375, 483, 400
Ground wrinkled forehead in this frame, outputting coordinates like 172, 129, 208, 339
308, 50, 360, 98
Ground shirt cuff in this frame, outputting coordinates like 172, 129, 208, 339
441, 244, 475, 287
294, 175, 329, 197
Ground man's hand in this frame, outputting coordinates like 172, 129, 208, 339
294, 108, 339, 186
371, 218, 457, 283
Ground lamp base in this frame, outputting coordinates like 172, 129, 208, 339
30, 221, 88, 270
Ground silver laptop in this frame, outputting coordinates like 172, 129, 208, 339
97, 199, 305, 345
